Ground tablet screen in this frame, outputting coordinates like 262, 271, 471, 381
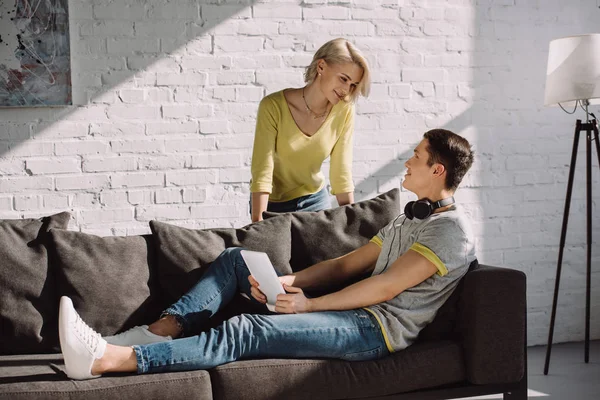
240, 250, 285, 311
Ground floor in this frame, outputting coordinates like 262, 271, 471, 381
457, 340, 600, 400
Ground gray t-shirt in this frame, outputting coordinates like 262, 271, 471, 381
365, 204, 476, 352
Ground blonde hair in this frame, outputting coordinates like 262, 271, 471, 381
304, 38, 371, 102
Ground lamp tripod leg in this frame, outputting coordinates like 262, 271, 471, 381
585, 128, 592, 364
544, 121, 582, 375
593, 122, 600, 168
584, 120, 599, 364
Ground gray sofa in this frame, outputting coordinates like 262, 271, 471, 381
0, 189, 527, 400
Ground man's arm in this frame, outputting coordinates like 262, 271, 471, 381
290, 242, 381, 290
284, 249, 438, 313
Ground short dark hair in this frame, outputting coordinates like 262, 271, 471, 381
423, 129, 474, 191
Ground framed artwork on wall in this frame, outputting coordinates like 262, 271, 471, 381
0, 0, 71, 107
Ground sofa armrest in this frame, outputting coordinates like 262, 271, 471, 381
457, 265, 527, 385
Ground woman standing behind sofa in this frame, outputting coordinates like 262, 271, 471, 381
250, 38, 371, 222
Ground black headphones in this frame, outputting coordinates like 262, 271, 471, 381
404, 196, 455, 220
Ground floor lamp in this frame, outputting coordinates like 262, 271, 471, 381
543, 33, 600, 375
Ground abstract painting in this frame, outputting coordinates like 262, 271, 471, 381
0, 0, 71, 107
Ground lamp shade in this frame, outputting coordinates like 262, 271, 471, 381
544, 33, 600, 107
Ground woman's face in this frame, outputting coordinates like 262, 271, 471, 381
317, 61, 363, 104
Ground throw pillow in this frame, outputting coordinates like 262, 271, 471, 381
0, 212, 70, 354
50, 231, 165, 336
263, 188, 400, 273
150, 215, 292, 302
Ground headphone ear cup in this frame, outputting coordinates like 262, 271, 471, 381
412, 200, 433, 220
404, 201, 415, 220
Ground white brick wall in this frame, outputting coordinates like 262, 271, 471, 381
0, 0, 598, 345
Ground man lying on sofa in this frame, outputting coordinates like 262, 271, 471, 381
58, 128, 476, 380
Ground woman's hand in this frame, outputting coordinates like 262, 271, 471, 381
335, 192, 354, 207
275, 284, 312, 314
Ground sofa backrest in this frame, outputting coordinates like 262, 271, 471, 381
417, 259, 480, 342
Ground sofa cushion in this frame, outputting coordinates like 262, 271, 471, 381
263, 188, 400, 273
0, 353, 213, 400
210, 340, 465, 400
150, 215, 292, 302
0, 212, 70, 355
50, 231, 165, 337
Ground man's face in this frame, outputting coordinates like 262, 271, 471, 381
402, 139, 437, 193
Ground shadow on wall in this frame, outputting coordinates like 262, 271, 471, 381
353, 106, 473, 200
0, 0, 258, 155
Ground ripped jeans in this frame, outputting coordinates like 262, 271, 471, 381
132, 247, 389, 374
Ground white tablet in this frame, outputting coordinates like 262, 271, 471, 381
240, 250, 285, 312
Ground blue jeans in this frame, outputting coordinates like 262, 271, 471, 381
250, 186, 331, 215
132, 247, 388, 374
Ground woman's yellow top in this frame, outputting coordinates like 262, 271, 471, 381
250, 90, 355, 202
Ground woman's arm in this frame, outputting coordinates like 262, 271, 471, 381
251, 192, 269, 222
335, 192, 354, 206
250, 97, 278, 220
329, 104, 355, 199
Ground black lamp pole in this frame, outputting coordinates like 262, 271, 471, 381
544, 111, 600, 375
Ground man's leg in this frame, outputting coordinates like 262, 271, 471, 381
132, 309, 389, 374
106, 246, 267, 346
151, 246, 261, 337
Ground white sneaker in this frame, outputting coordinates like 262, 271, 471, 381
59, 296, 107, 380
105, 325, 172, 346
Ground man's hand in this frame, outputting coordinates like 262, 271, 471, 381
248, 274, 296, 304
279, 274, 296, 287
248, 275, 267, 304
275, 284, 312, 314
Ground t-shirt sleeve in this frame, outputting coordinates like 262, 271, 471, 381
250, 96, 279, 193
370, 218, 393, 248
329, 103, 355, 195
409, 219, 468, 277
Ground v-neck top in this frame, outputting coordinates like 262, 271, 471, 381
250, 90, 355, 202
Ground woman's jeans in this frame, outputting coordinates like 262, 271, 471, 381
132, 247, 389, 374
250, 186, 331, 216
